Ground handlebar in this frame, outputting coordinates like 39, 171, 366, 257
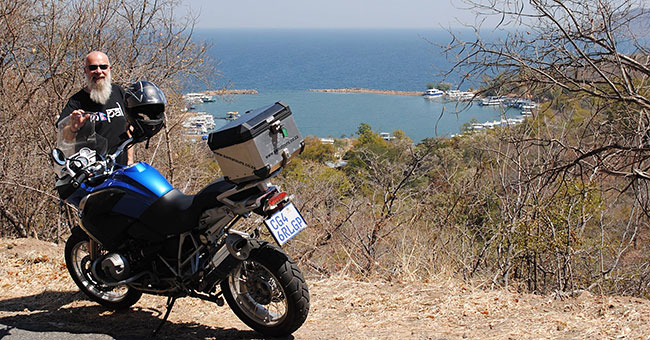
110, 137, 134, 163
57, 137, 134, 187
72, 172, 88, 188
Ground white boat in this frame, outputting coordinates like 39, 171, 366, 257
446, 90, 475, 101
423, 88, 444, 98
183, 92, 203, 102
480, 96, 505, 106
379, 132, 396, 141
200, 95, 216, 103
225, 111, 240, 121
469, 116, 527, 132
182, 112, 216, 134
521, 103, 536, 110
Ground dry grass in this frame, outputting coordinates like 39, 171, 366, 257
1, 237, 650, 340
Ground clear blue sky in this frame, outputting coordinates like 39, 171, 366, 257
177, 0, 481, 29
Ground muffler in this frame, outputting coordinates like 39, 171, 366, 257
200, 234, 254, 292
225, 233, 252, 261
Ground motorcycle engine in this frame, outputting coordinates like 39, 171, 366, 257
100, 253, 131, 281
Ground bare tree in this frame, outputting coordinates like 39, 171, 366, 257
0, 0, 216, 239
448, 0, 649, 181
442, 0, 650, 295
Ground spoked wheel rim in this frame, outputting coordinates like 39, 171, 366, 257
227, 260, 289, 326
70, 240, 131, 303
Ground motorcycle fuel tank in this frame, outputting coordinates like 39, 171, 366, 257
96, 162, 173, 218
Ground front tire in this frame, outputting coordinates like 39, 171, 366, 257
64, 229, 142, 309
221, 242, 310, 337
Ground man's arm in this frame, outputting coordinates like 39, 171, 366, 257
127, 146, 134, 164
126, 123, 135, 164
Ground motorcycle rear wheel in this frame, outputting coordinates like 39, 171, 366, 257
64, 230, 142, 310
221, 242, 309, 337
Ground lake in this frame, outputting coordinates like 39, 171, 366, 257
189, 29, 513, 141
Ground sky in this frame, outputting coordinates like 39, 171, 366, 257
177, 0, 482, 29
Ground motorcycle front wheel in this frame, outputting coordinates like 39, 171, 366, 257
64, 229, 142, 310
221, 242, 310, 337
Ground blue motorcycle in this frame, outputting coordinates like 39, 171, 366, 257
52, 102, 309, 337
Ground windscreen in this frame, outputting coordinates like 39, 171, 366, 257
55, 113, 108, 160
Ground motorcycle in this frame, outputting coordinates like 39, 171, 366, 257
52, 102, 309, 337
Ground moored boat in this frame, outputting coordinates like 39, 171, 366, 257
423, 88, 444, 98
447, 90, 475, 101
479, 96, 505, 106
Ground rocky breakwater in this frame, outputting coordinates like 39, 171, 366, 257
204, 89, 258, 95
309, 88, 422, 96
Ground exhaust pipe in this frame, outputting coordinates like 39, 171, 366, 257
225, 233, 252, 261
200, 234, 256, 292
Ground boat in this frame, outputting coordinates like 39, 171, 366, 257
446, 90, 475, 101
423, 88, 444, 98
379, 132, 396, 141
225, 111, 240, 121
200, 95, 216, 103
521, 102, 536, 110
468, 115, 528, 132
479, 96, 505, 106
183, 92, 203, 102
182, 112, 216, 135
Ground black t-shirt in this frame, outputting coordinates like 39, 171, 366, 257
58, 84, 129, 164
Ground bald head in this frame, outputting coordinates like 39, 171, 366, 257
85, 51, 110, 67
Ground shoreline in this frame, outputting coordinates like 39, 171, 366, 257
192, 88, 424, 96
204, 89, 259, 95
309, 88, 423, 96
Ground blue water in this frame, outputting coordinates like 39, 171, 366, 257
189, 29, 512, 141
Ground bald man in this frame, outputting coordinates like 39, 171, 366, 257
57, 51, 133, 164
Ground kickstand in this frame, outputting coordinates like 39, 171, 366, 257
152, 296, 177, 337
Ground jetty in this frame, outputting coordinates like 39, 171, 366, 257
204, 89, 258, 96
183, 89, 258, 104
309, 88, 422, 96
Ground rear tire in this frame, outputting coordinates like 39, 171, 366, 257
64, 229, 142, 309
221, 241, 309, 337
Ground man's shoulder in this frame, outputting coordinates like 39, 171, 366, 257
69, 88, 89, 101
112, 84, 126, 94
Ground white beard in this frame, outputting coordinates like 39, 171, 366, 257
88, 72, 112, 105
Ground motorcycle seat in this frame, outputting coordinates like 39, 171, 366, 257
139, 178, 237, 235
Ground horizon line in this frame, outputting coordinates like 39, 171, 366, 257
191, 26, 477, 30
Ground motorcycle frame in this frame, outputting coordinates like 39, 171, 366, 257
93, 176, 281, 298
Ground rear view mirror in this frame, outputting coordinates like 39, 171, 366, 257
52, 148, 66, 166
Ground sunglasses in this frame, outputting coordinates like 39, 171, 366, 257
87, 64, 109, 71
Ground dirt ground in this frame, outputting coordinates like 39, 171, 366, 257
1, 238, 650, 340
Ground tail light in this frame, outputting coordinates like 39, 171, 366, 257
265, 191, 289, 211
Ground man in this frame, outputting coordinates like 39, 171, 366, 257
58, 51, 133, 164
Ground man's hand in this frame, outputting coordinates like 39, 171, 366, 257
70, 110, 90, 133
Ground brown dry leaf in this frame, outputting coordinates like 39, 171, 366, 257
2, 237, 650, 340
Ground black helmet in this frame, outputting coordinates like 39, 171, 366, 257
125, 80, 166, 142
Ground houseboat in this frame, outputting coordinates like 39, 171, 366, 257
423, 88, 444, 98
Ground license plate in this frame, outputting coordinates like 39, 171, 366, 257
264, 203, 307, 245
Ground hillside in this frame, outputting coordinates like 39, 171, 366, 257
1, 238, 649, 339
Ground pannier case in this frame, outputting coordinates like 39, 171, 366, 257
207, 102, 304, 183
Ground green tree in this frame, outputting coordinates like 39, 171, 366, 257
355, 123, 387, 149
300, 136, 337, 163
437, 82, 452, 92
